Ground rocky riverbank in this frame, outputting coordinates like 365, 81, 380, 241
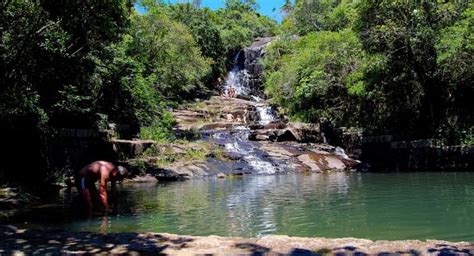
119, 95, 360, 181
0, 188, 36, 218
1, 226, 472, 255
114, 37, 363, 181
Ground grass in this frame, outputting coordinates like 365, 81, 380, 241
141, 140, 227, 168
140, 110, 176, 143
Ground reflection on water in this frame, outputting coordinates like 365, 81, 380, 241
13, 172, 474, 241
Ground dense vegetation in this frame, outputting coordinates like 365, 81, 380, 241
263, 0, 473, 145
1, 0, 472, 184
0, 0, 276, 183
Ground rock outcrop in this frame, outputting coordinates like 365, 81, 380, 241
239, 37, 277, 98
111, 139, 155, 159
249, 122, 323, 143
325, 130, 474, 171
134, 36, 359, 180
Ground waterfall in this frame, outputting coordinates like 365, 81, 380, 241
224, 51, 251, 97
334, 146, 350, 160
321, 132, 328, 144
218, 49, 282, 175
256, 105, 276, 125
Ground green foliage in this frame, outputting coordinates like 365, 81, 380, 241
266, 0, 473, 143
462, 127, 474, 146
140, 110, 176, 142
286, 0, 356, 35
216, 1, 278, 56
127, 6, 212, 100
165, 0, 277, 80
225, 0, 259, 12
142, 140, 225, 168
436, 3, 474, 84
0, 0, 131, 182
167, 4, 226, 81
355, 0, 472, 138
435, 3, 474, 141
264, 30, 366, 126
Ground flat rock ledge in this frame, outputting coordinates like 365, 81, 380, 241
0, 226, 472, 255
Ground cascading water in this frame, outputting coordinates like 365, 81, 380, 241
256, 105, 276, 125
216, 50, 283, 174
208, 128, 280, 175
224, 51, 251, 97
321, 132, 328, 144
334, 146, 350, 160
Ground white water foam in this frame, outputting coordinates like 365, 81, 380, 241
220, 52, 279, 175
251, 95, 263, 102
321, 132, 328, 144
245, 155, 278, 174
219, 127, 278, 175
335, 146, 350, 160
224, 51, 251, 97
256, 105, 276, 125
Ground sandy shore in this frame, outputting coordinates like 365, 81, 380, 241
1, 226, 473, 255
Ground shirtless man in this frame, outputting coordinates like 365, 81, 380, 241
77, 161, 128, 216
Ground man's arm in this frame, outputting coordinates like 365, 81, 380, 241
99, 171, 109, 212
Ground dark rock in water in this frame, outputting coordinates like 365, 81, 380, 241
0, 225, 17, 235
0, 198, 21, 209
127, 174, 158, 183
235, 95, 253, 101
249, 123, 286, 131
0, 187, 26, 211
249, 124, 265, 130
276, 129, 298, 142
249, 133, 273, 142
226, 152, 244, 160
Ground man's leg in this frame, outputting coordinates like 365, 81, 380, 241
89, 183, 101, 210
80, 178, 93, 217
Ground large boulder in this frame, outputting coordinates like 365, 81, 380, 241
111, 139, 155, 158
284, 122, 322, 143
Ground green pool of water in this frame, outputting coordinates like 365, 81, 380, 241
18, 172, 474, 241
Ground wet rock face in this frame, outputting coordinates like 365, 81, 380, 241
241, 37, 277, 98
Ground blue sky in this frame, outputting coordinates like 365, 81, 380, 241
136, 0, 287, 23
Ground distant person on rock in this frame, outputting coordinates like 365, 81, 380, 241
76, 161, 128, 216
217, 78, 225, 96
228, 86, 236, 98
243, 109, 249, 124
226, 113, 234, 122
